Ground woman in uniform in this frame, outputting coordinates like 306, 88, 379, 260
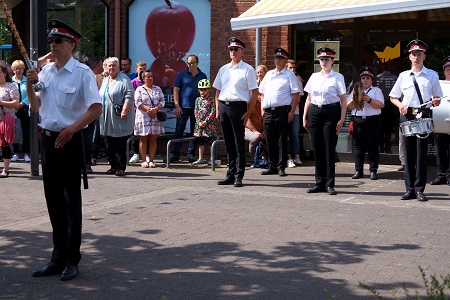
347, 66, 384, 180
303, 47, 347, 195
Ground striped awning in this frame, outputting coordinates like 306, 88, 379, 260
230, 0, 450, 30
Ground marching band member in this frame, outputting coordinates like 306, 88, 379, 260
347, 66, 384, 180
390, 39, 442, 202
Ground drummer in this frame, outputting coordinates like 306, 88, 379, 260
390, 39, 442, 202
430, 56, 450, 186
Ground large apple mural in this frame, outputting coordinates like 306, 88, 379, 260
146, 0, 196, 61
150, 58, 187, 89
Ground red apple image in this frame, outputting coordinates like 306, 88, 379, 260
146, 0, 196, 60
150, 58, 187, 90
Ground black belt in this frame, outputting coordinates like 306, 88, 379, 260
353, 115, 380, 120
406, 107, 431, 117
220, 100, 246, 105
312, 102, 340, 108
42, 129, 60, 138
264, 105, 291, 112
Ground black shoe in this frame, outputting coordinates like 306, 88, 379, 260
370, 171, 377, 180
32, 262, 64, 277
234, 178, 243, 187
430, 177, 446, 185
400, 191, 415, 200
169, 155, 179, 162
397, 165, 405, 171
261, 168, 278, 175
86, 165, 93, 174
352, 171, 363, 179
278, 169, 287, 177
60, 265, 79, 281
91, 158, 97, 166
326, 187, 337, 195
217, 177, 234, 185
187, 154, 196, 163
416, 191, 428, 202
307, 185, 326, 193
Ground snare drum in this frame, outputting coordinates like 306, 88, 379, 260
431, 98, 450, 133
400, 118, 434, 138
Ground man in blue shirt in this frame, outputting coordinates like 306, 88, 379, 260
121, 57, 136, 80
170, 54, 207, 162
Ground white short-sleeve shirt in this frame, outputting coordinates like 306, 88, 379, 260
213, 60, 258, 102
304, 70, 346, 105
350, 86, 385, 116
389, 66, 442, 108
259, 68, 302, 109
38, 57, 101, 132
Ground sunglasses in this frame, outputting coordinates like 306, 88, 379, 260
47, 38, 69, 44
187, 62, 197, 66
229, 47, 240, 52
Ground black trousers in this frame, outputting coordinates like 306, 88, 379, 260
41, 130, 83, 266
400, 114, 428, 193
83, 119, 96, 166
352, 115, 381, 172
219, 101, 247, 179
263, 106, 290, 170
106, 135, 130, 171
434, 133, 450, 182
308, 103, 340, 188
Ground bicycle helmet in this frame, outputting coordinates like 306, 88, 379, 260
198, 79, 211, 89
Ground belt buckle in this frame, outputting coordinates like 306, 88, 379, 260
412, 108, 418, 115
362, 116, 366, 120
318, 104, 322, 108
225, 101, 230, 105
45, 130, 51, 137
270, 107, 275, 111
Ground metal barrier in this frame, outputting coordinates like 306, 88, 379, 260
166, 137, 196, 168
210, 139, 225, 171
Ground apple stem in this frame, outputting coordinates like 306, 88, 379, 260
165, 0, 173, 9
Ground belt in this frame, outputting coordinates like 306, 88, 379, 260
220, 100, 246, 105
42, 129, 60, 137
353, 115, 380, 120
312, 102, 340, 108
264, 105, 291, 112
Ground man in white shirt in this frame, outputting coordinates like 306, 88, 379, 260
213, 37, 258, 187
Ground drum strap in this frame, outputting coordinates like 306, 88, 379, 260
410, 72, 424, 105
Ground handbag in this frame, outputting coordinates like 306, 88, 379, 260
106, 84, 124, 115
348, 120, 354, 135
142, 86, 166, 121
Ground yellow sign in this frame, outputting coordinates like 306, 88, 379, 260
375, 42, 400, 63
314, 41, 340, 61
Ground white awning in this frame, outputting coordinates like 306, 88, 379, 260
230, 0, 450, 30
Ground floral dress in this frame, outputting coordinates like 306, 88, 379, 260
194, 96, 217, 139
134, 84, 165, 136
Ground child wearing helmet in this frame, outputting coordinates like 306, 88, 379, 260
192, 79, 217, 165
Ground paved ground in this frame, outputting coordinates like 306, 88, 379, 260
0, 157, 449, 299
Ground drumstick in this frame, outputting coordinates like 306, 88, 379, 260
419, 100, 432, 107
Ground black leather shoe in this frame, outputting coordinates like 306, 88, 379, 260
430, 177, 446, 185
306, 185, 326, 193
326, 187, 337, 195
60, 265, 79, 281
32, 262, 64, 277
261, 168, 278, 175
352, 171, 363, 179
397, 165, 405, 171
370, 171, 377, 180
400, 191, 415, 200
278, 169, 287, 177
217, 177, 234, 185
234, 178, 243, 187
416, 191, 428, 202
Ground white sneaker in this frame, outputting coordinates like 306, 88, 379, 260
293, 155, 302, 165
287, 159, 296, 168
11, 155, 19, 162
129, 154, 140, 163
24, 155, 31, 162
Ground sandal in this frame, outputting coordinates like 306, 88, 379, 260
115, 170, 125, 176
106, 168, 116, 174
141, 162, 149, 168
0, 170, 9, 178
148, 162, 156, 168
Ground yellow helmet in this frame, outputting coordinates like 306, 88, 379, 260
198, 79, 211, 89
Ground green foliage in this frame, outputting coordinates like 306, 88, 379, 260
359, 266, 450, 299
